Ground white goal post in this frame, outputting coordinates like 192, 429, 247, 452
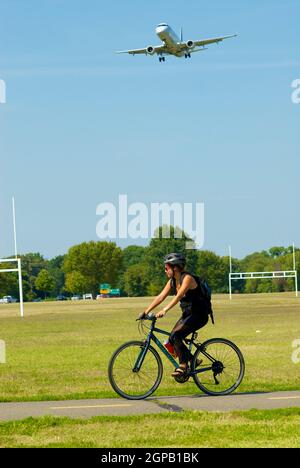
0, 197, 24, 317
229, 245, 298, 299
0, 258, 24, 317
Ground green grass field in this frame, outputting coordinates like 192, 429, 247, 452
1, 408, 300, 448
0, 293, 300, 402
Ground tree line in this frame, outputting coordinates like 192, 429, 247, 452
0, 226, 299, 301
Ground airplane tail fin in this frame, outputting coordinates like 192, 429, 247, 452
180, 27, 183, 42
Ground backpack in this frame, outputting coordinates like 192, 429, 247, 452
173, 272, 215, 324
194, 276, 215, 324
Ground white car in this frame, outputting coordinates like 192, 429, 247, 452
2, 296, 17, 304
71, 295, 81, 301
83, 293, 93, 300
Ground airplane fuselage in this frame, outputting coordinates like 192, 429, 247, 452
155, 24, 184, 57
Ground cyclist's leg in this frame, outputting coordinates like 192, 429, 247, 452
170, 314, 208, 367
169, 318, 188, 366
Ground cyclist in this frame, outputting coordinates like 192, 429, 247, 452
141, 252, 210, 378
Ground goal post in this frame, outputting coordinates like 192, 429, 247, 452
0, 197, 24, 317
0, 258, 24, 317
229, 244, 298, 299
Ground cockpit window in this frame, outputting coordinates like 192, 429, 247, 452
157, 23, 167, 27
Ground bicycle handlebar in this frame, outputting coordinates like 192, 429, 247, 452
136, 313, 157, 322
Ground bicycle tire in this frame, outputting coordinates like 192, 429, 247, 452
108, 340, 163, 400
192, 338, 245, 396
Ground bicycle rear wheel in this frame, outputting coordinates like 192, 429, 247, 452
192, 338, 245, 396
108, 341, 163, 400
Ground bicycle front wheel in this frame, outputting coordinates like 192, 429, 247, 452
192, 338, 245, 396
108, 341, 163, 400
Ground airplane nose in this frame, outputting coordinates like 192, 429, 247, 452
156, 25, 168, 35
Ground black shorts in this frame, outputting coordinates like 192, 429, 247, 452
180, 311, 209, 330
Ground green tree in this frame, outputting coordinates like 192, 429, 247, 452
118, 246, 146, 295
35, 269, 55, 299
244, 279, 259, 293
225, 255, 245, 294
65, 271, 86, 295
241, 251, 271, 272
46, 255, 66, 296
123, 264, 150, 297
0, 270, 19, 298
20, 253, 47, 299
196, 251, 230, 293
269, 246, 287, 258
241, 251, 272, 293
122, 246, 146, 268
63, 241, 123, 296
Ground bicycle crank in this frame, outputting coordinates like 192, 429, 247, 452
174, 373, 190, 384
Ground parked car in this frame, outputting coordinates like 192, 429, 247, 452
56, 295, 67, 301
83, 293, 93, 300
71, 295, 82, 301
2, 296, 17, 304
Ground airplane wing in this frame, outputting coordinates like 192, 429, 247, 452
193, 34, 237, 48
178, 34, 237, 52
116, 45, 168, 56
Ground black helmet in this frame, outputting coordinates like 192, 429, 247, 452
164, 252, 186, 267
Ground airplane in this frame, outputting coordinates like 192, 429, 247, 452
116, 23, 237, 62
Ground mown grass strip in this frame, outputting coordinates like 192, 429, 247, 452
1, 407, 300, 448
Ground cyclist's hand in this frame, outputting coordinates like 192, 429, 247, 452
155, 309, 166, 319
138, 311, 147, 320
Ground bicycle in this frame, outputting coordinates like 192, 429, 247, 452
108, 314, 245, 400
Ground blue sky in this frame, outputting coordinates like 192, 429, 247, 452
0, 0, 299, 260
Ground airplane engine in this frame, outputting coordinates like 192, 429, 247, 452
186, 40, 195, 49
146, 46, 155, 55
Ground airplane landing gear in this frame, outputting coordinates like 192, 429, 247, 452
159, 57, 166, 62
185, 53, 191, 59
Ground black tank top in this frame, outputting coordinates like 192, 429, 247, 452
171, 271, 209, 318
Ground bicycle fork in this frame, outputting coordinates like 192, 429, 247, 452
133, 337, 151, 372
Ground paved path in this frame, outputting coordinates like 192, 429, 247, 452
1, 391, 300, 421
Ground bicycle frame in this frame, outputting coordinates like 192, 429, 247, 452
133, 319, 216, 376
